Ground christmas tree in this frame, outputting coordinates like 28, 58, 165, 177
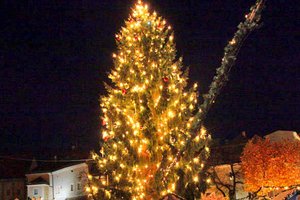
89, 1, 211, 199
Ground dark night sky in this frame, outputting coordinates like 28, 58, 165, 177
1, 0, 299, 156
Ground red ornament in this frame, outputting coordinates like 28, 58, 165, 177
122, 89, 127, 95
163, 77, 169, 82
157, 23, 163, 29
103, 136, 109, 142
134, 36, 138, 41
101, 119, 106, 126
115, 34, 121, 41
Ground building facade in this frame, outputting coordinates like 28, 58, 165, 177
26, 162, 88, 200
0, 158, 28, 200
0, 178, 26, 200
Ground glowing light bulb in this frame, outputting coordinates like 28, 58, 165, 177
85, 187, 91, 192
193, 176, 199, 182
171, 183, 175, 191
201, 127, 206, 135
193, 157, 199, 163
92, 186, 98, 193
205, 146, 210, 152
187, 123, 191, 128
168, 110, 175, 118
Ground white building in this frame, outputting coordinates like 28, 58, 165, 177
265, 130, 300, 142
26, 162, 88, 200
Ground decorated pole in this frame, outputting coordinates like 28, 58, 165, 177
162, 0, 267, 182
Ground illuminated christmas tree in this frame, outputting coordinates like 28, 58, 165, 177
88, 0, 266, 199
89, 1, 211, 199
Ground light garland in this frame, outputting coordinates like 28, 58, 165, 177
161, 0, 266, 181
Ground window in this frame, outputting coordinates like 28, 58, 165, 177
77, 183, 81, 191
56, 186, 60, 194
71, 184, 74, 192
6, 189, 10, 196
17, 189, 21, 195
34, 188, 38, 195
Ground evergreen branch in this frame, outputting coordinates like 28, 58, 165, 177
193, 0, 266, 128
162, 0, 266, 180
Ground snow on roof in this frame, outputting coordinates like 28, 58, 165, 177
265, 130, 300, 142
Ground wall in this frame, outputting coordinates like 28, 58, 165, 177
0, 178, 26, 200
27, 184, 51, 200
52, 163, 88, 200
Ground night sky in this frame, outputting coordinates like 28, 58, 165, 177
1, 0, 299, 156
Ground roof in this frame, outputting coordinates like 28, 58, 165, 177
265, 130, 300, 142
28, 177, 49, 185
28, 161, 86, 174
272, 189, 298, 200
27, 150, 90, 173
